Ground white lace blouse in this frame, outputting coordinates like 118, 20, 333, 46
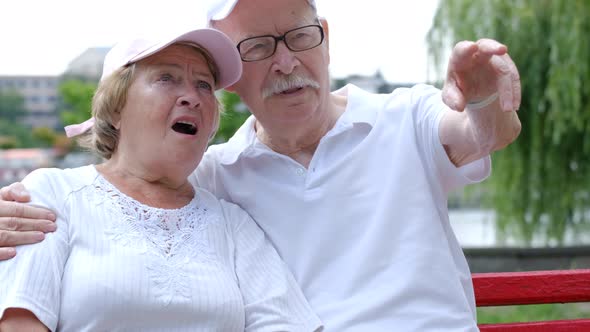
0, 165, 321, 332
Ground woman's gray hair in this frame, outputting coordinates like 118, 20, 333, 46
77, 43, 223, 159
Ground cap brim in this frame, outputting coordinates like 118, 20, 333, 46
128, 28, 242, 89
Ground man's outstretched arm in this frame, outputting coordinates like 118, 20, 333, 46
439, 38, 522, 167
0, 183, 56, 260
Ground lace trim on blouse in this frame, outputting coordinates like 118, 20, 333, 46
88, 173, 220, 305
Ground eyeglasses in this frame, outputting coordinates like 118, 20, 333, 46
237, 24, 325, 62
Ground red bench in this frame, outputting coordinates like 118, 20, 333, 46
473, 269, 590, 331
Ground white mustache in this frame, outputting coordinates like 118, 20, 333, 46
262, 74, 320, 99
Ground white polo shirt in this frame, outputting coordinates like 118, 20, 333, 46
193, 84, 491, 331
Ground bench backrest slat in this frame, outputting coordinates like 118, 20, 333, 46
473, 269, 590, 306
474, 269, 590, 331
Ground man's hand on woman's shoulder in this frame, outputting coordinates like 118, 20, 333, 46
0, 183, 56, 261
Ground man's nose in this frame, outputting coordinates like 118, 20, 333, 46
271, 42, 300, 75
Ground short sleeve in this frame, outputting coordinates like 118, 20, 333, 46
411, 84, 491, 193
222, 201, 322, 332
0, 168, 70, 332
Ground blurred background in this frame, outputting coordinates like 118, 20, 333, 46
1, 0, 589, 323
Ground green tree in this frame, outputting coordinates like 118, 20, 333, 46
0, 91, 26, 123
427, 0, 590, 244
0, 120, 39, 148
32, 127, 58, 147
213, 91, 251, 143
0, 91, 30, 148
59, 79, 97, 126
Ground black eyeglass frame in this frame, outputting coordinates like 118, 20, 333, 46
236, 24, 325, 62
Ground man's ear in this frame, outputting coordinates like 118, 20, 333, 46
320, 17, 329, 48
224, 84, 237, 93
319, 17, 330, 64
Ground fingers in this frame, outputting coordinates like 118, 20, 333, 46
444, 41, 477, 111
0, 229, 45, 247
0, 182, 31, 202
449, 41, 478, 70
442, 84, 467, 111
0, 247, 17, 261
475, 38, 508, 56
0, 217, 57, 232
447, 38, 520, 111
491, 54, 521, 111
449, 39, 508, 72
0, 201, 56, 221
505, 54, 522, 110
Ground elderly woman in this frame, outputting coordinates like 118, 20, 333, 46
0, 27, 321, 332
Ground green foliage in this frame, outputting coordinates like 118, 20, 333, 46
0, 90, 34, 148
213, 91, 250, 143
478, 303, 590, 324
0, 90, 26, 123
0, 120, 38, 148
59, 79, 96, 126
428, 0, 590, 244
332, 78, 348, 91
32, 127, 58, 147
0, 136, 17, 149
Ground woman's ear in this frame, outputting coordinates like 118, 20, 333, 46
112, 109, 122, 130
112, 116, 121, 130
111, 115, 121, 130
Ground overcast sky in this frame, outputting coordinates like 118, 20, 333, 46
1, 0, 441, 83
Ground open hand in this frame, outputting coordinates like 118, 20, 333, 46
442, 38, 521, 112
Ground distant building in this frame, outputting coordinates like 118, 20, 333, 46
0, 47, 109, 131
331, 71, 414, 93
0, 76, 60, 128
63, 47, 110, 80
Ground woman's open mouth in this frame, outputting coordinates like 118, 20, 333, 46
171, 121, 197, 135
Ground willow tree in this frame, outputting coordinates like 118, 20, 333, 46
427, 0, 590, 244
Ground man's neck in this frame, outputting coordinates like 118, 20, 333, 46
255, 94, 347, 168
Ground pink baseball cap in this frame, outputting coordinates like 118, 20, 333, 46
205, 0, 316, 21
101, 27, 241, 88
65, 27, 242, 138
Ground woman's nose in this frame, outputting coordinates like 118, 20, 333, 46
177, 88, 201, 108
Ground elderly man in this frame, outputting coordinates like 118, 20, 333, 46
0, 0, 520, 330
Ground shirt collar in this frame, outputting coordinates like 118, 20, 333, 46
333, 84, 378, 128
217, 83, 378, 165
